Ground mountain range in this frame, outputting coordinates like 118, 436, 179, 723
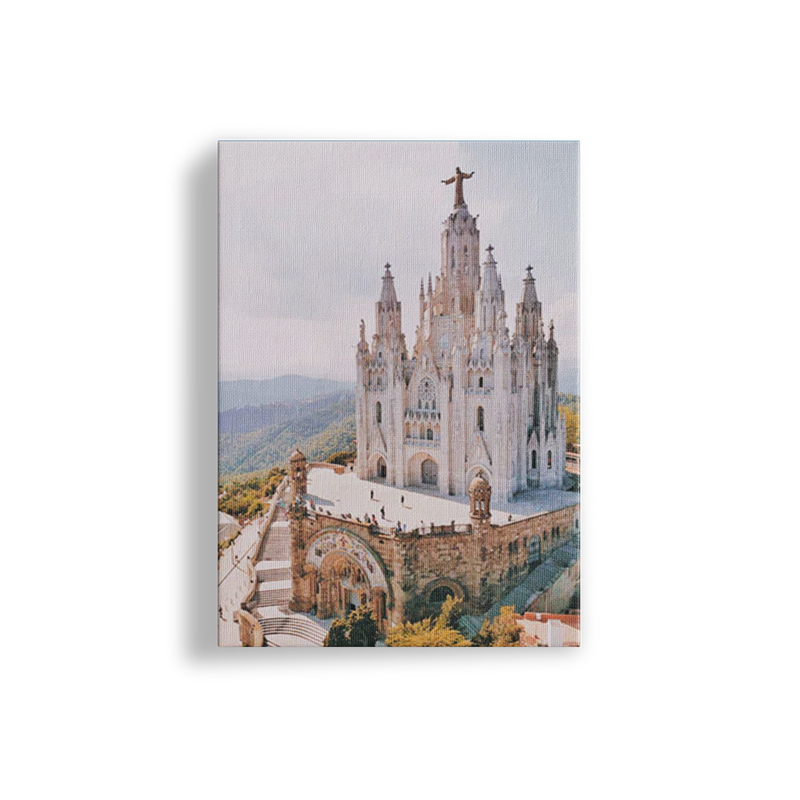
219, 375, 354, 413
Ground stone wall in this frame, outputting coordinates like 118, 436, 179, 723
289, 500, 580, 626
395, 504, 579, 620
233, 609, 264, 647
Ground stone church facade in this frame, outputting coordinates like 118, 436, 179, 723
355, 171, 567, 501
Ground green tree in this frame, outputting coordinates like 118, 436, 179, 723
471, 619, 494, 647
247, 500, 265, 518
323, 606, 379, 647
326, 450, 357, 466
470, 606, 521, 647
348, 605, 379, 647
385, 620, 471, 647
435, 595, 462, 632
385, 597, 471, 647
323, 618, 350, 647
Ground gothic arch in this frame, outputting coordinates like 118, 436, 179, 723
368, 452, 387, 480
406, 451, 439, 487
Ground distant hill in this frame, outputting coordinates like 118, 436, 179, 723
219, 375, 354, 412
219, 391, 356, 477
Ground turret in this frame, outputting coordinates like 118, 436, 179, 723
469, 470, 492, 522
289, 448, 308, 497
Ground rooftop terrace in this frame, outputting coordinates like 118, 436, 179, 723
305, 467, 579, 531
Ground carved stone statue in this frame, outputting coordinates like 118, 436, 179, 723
441, 167, 474, 208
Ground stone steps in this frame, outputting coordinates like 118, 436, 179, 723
258, 617, 327, 647
255, 579, 291, 607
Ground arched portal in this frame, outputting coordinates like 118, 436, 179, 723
305, 530, 390, 629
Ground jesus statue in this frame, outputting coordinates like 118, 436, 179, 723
441, 167, 474, 208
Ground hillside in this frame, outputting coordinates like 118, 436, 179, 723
219, 375, 354, 412
219, 391, 356, 477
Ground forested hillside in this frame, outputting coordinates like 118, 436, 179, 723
219, 391, 356, 477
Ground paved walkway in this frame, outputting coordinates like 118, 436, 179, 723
306, 468, 579, 532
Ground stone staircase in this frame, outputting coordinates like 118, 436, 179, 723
257, 611, 329, 647
256, 519, 290, 562
256, 560, 291, 583
255, 580, 291, 607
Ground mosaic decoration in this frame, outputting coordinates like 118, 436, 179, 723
306, 530, 388, 590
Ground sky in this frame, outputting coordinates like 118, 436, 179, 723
219, 141, 579, 391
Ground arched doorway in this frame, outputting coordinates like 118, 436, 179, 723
421, 458, 438, 486
370, 454, 387, 480
429, 585, 454, 604
413, 578, 466, 620
319, 552, 370, 616
304, 530, 391, 630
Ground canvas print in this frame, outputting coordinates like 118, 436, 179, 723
218, 141, 580, 647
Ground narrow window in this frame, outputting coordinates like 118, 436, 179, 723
426, 428, 433, 440
478, 376, 483, 388
477, 406, 485, 432
547, 450, 552, 469
376, 401, 382, 424
531, 450, 537, 469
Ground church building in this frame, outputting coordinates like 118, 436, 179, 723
355, 169, 567, 501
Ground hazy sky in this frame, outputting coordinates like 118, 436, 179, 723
219, 141, 579, 387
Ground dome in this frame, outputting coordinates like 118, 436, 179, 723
469, 469, 491, 493
289, 448, 307, 463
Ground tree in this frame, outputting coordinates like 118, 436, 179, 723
326, 450, 357, 466
470, 606, 521, 647
385, 620, 471, 647
348, 605, 379, 647
323, 618, 350, 647
247, 500, 264, 518
323, 606, 379, 647
435, 595, 462, 632
385, 596, 471, 647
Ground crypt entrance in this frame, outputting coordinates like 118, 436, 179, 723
303, 529, 390, 630
318, 552, 371, 617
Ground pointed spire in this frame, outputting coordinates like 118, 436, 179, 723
379, 263, 398, 307
549, 319, 555, 340
480, 245, 501, 296
521, 265, 539, 307
427, 273, 433, 295
419, 278, 425, 297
